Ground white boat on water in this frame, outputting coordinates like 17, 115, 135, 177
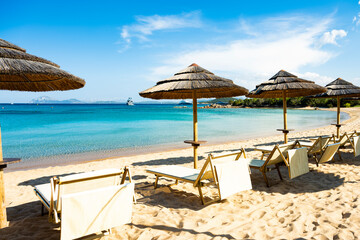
126, 97, 134, 106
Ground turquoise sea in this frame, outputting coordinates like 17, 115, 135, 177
0, 104, 347, 169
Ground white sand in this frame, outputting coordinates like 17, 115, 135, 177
1, 108, 360, 240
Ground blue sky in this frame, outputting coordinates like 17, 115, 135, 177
1, 0, 360, 102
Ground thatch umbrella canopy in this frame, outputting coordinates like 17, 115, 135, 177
140, 63, 249, 169
247, 70, 326, 143
312, 78, 360, 137
0, 38, 85, 91
0, 38, 85, 228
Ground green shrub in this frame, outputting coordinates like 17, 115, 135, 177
345, 103, 351, 108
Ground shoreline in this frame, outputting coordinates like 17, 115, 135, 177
2, 107, 360, 239
5, 107, 352, 172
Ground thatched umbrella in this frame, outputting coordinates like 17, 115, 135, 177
247, 70, 326, 143
312, 78, 360, 138
0, 38, 85, 228
139, 63, 249, 169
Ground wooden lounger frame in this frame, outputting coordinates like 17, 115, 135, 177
148, 149, 246, 205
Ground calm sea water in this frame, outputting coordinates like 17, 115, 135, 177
0, 104, 345, 166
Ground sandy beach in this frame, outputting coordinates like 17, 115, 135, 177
1, 107, 359, 240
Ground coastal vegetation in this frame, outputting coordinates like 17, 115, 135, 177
203, 97, 360, 108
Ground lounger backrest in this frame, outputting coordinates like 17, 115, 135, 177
308, 137, 330, 154
353, 136, 360, 157
211, 151, 246, 164
265, 145, 288, 166
348, 131, 357, 138
213, 160, 252, 200
318, 143, 340, 164
60, 183, 134, 240
194, 149, 246, 186
56, 168, 123, 211
338, 133, 350, 146
287, 147, 309, 179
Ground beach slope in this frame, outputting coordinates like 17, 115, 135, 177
1, 108, 360, 239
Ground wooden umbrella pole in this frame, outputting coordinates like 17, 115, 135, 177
283, 91, 288, 143
0, 127, 7, 228
337, 96, 340, 138
193, 90, 198, 169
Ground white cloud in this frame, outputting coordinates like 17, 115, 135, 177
300, 72, 333, 86
119, 11, 202, 49
319, 29, 347, 46
147, 15, 346, 90
353, 16, 357, 23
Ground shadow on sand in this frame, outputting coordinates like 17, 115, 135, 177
135, 159, 345, 210
134, 181, 209, 211
132, 156, 205, 167
130, 223, 236, 239
0, 201, 60, 240
18, 172, 80, 187
0, 201, 119, 240
249, 166, 344, 194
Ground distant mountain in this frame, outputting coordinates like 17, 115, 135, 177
93, 101, 121, 104
30, 96, 83, 104
29, 97, 188, 104
138, 100, 180, 104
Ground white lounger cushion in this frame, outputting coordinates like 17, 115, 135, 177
34, 183, 58, 208
214, 160, 252, 200
319, 143, 340, 164
147, 166, 200, 182
287, 147, 309, 179
248, 159, 266, 168
60, 183, 134, 240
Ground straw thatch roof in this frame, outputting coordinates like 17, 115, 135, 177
139, 63, 248, 99
247, 70, 326, 98
0, 38, 85, 91
312, 78, 360, 98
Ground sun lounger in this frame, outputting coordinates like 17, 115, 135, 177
297, 136, 332, 165
332, 132, 358, 159
248, 144, 291, 187
146, 150, 252, 205
343, 135, 360, 157
317, 143, 341, 164
255, 141, 301, 160
34, 167, 132, 223
334, 132, 352, 145
250, 143, 310, 185
343, 130, 359, 140
353, 136, 360, 157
